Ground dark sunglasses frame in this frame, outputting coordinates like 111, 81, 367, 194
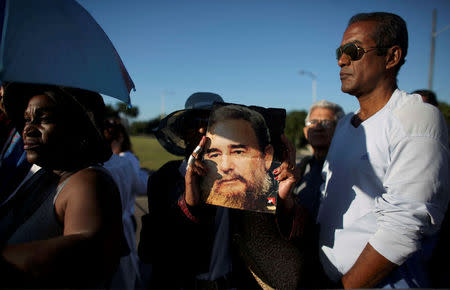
305, 119, 336, 129
336, 42, 387, 61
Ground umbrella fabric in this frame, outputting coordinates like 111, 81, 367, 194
0, 0, 134, 104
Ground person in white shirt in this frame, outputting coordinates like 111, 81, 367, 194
103, 119, 147, 288
315, 12, 449, 288
107, 119, 148, 196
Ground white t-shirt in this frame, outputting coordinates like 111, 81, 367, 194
119, 151, 148, 197
317, 89, 450, 285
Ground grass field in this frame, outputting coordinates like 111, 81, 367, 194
130, 135, 182, 172
130, 135, 312, 173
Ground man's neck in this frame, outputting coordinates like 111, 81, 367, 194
110, 140, 121, 155
356, 84, 397, 122
312, 147, 328, 161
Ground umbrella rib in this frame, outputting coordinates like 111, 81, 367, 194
0, 0, 11, 75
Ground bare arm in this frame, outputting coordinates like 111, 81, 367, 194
1, 168, 124, 287
341, 243, 397, 289
269, 134, 302, 235
275, 134, 299, 218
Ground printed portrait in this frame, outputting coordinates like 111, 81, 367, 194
200, 103, 285, 213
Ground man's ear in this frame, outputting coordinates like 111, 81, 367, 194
385, 45, 402, 70
264, 144, 274, 170
303, 126, 309, 141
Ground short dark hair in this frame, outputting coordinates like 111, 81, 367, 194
106, 120, 133, 153
412, 89, 439, 107
208, 104, 271, 152
349, 12, 408, 74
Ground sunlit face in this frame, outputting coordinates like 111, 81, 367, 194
22, 94, 83, 170
201, 118, 273, 209
22, 94, 63, 167
338, 21, 387, 97
303, 107, 336, 149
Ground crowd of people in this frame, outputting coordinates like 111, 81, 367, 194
0, 11, 449, 289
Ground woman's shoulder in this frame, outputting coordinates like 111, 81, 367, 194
56, 167, 119, 203
72, 166, 116, 184
53, 167, 122, 226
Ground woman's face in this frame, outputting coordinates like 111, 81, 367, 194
22, 94, 68, 167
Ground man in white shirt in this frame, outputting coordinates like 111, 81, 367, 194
316, 12, 449, 288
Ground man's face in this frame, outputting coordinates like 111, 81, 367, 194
304, 107, 336, 149
201, 118, 273, 209
338, 21, 387, 97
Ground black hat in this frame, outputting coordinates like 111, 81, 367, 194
155, 92, 223, 156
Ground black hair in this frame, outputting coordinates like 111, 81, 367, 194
412, 89, 439, 107
106, 120, 133, 153
208, 104, 271, 152
349, 12, 408, 74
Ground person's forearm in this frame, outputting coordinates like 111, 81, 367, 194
276, 200, 314, 244
178, 193, 201, 223
278, 191, 295, 214
1, 233, 119, 286
178, 193, 216, 225
341, 243, 397, 288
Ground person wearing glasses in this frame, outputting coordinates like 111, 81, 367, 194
306, 12, 449, 288
293, 100, 344, 221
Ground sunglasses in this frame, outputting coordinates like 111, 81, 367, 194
305, 119, 336, 129
336, 42, 382, 61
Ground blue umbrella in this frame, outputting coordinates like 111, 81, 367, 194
0, 0, 135, 104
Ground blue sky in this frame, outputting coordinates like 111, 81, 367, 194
77, 0, 450, 121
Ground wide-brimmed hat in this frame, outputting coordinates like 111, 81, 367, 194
155, 92, 223, 156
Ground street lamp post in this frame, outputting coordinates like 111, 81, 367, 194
161, 91, 165, 119
428, 9, 450, 90
299, 70, 317, 104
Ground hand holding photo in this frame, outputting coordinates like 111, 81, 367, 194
187, 145, 203, 168
199, 103, 285, 213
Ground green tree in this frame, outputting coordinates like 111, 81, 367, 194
105, 104, 119, 119
105, 103, 140, 128
438, 101, 450, 127
129, 117, 160, 135
129, 121, 149, 135
285, 110, 308, 149
117, 102, 139, 118
146, 117, 161, 133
